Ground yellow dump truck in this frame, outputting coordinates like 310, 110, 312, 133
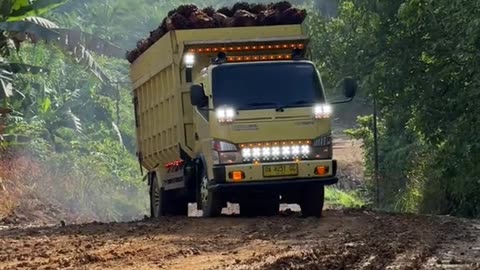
129, 23, 357, 217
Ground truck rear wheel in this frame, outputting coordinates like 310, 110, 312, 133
199, 169, 222, 217
150, 174, 165, 218
299, 185, 325, 217
150, 174, 188, 217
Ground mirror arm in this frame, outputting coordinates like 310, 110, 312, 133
330, 97, 354, 105
186, 68, 193, 83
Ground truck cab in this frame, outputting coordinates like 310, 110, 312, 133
188, 54, 356, 217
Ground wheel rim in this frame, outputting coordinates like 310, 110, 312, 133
151, 178, 161, 217
200, 175, 209, 207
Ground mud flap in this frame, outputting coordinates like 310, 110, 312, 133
194, 157, 205, 209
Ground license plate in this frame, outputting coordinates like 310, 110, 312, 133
263, 164, 298, 177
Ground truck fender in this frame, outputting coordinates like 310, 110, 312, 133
195, 154, 207, 172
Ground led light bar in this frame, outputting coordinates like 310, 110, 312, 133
239, 141, 312, 148
188, 43, 305, 54
239, 141, 313, 162
241, 145, 311, 161
227, 54, 292, 62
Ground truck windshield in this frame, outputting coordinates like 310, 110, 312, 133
212, 62, 325, 110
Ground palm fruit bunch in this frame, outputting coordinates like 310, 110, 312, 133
127, 1, 307, 63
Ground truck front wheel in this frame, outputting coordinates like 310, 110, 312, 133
199, 169, 222, 217
299, 185, 325, 218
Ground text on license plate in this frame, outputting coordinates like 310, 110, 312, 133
263, 164, 298, 177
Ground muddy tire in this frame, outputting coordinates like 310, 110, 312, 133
150, 174, 188, 217
199, 168, 222, 217
299, 185, 325, 217
150, 174, 165, 218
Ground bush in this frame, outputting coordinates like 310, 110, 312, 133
325, 187, 365, 208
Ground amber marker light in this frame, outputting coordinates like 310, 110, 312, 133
229, 171, 245, 181
315, 166, 329, 176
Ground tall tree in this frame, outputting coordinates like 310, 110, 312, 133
0, 0, 125, 100
315, 0, 480, 216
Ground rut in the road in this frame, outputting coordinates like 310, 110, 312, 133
0, 210, 478, 270
211, 211, 440, 270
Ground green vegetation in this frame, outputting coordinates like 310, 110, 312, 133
325, 188, 365, 208
1, 0, 478, 220
319, 1, 480, 217
0, 0, 147, 221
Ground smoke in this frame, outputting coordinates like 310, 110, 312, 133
0, 147, 148, 225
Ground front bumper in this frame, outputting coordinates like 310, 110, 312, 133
210, 159, 337, 191
213, 159, 337, 182
209, 177, 338, 192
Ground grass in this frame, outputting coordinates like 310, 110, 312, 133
325, 187, 365, 208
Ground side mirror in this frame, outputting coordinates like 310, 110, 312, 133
342, 77, 358, 99
190, 84, 208, 107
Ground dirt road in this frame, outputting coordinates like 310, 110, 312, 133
1, 209, 479, 270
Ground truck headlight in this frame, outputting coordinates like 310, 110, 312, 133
184, 53, 195, 68
314, 104, 332, 119
216, 106, 236, 123
212, 140, 242, 165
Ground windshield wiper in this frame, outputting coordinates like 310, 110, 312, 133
277, 100, 314, 110
245, 102, 280, 108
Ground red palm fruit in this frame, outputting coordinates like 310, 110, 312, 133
217, 6, 234, 17
262, 8, 280, 25
249, 3, 267, 14
190, 10, 216, 29
126, 48, 140, 63
176, 4, 199, 18
213, 12, 230, 27
269, 1, 292, 12
280, 7, 307, 24
232, 2, 251, 13
202, 6, 216, 17
167, 13, 192, 30
231, 9, 257, 27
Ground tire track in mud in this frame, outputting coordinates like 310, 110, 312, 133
0, 210, 479, 270
207, 211, 440, 270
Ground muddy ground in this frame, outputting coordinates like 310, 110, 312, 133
1, 130, 479, 269
1, 209, 479, 270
